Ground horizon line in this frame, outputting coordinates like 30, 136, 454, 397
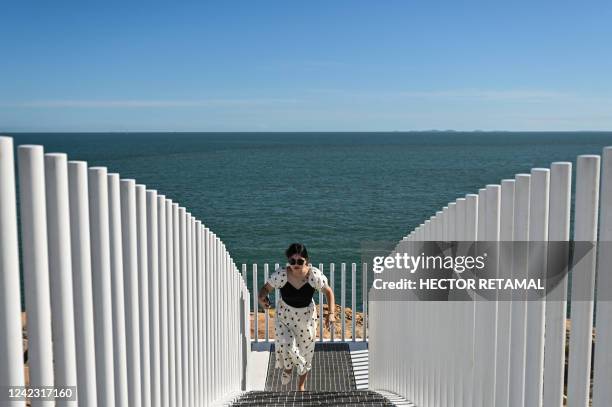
3, 129, 612, 134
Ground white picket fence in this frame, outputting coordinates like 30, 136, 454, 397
369, 148, 612, 407
244, 262, 369, 342
0, 136, 251, 407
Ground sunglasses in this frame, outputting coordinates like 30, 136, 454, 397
288, 258, 306, 266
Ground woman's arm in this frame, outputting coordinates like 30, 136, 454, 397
321, 285, 336, 326
258, 282, 273, 309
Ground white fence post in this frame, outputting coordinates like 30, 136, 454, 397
135, 185, 151, 407
88, 166, 116, 407
318, 263, 324, 341
524, 169, 549, 407
18, 145, 55, 407
158, 195, 170, 407
264, 263, 269, 342
330, 263, 335, 342
454, 198, 467, 407
192, 218, 198, 404
69, 161, 98, 407
593, 148, 612, 407
44, 153, 78, 407
508, 174, 530, 407
494, 179, 515, 407
341, 262, 346, 341
178, 207, 188, 405
166, 200, 177, 407
185, 213, 193, 407
120, 179, 142, 407
0, 137, 25, 407
543, 162, 572, 407
172, 203, 183, 407
567, 156, 600, 407
107, 173, 128, 407
362, 263, 368, 341
472, 188, 487, 407
253, 264, 258, 343
147, 190, 161, 407
275, 263, 280, 310
351, 263, 356, 340
463, 194, 478, 407
204, 228, 212, 405
195, 220, 203, 406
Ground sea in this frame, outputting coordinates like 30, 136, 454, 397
8, 131, 612, 309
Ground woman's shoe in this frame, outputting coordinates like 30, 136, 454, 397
281, 369, 292, 385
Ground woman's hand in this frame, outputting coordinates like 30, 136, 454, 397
258, 283, 273, 309
325, 312, 336, 331
259, 295, 271, 309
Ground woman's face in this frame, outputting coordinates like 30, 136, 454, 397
288, 253, 308, 271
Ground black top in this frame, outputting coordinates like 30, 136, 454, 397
280, 277, 316, 308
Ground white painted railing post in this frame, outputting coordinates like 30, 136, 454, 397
318, 263, 324, 341
593, 147, 612, 407
179, 206, 189, 404
44, 153, 78, 407
88, 166, 116, 407
172, 203, 183, 407
472, 188, 487, 407
524, 168, 549, 407
146, 190, 161, 407
18, 145, 55, 407
165, 200, 176, 406
351, 263, 356, 340
204, 227, 212, 405
195, 220, 203, 407
454, 197, 467, 407
341, 262, 346, 341
445, 207, 452, 407
217, 236, 225, 396
463, 194, 478, 407
210, 231, 217, 401
543, 162, 571, 407
264, 263, 269, 342
135, 185, 151, 407
330, 263, 335, 342
158, 195, 170, 407
495, 179, 515, 407
68, 161, 98, 407
107, 173, 128, 407
120, 179, 141, 407
484, 184, 500, 407
253, 264, 258, 343
275, 262, 280, 310
567, 155, 600, 407
193, 218, 199, 403
509, 174, 530, 407
185, 213, 193, 407
0, 137, 25, 407
362, 262, 368, 341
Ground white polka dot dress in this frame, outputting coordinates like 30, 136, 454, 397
266, 265, 328, 376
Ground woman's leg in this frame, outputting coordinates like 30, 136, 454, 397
298, 371, 308, 391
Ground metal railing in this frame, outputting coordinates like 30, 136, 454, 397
0, 136, 250, 407
244, 262, 369, 343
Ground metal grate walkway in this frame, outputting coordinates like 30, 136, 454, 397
265, 343, 356, 391
230, 342, 401, 406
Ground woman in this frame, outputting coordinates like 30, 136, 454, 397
258, 243, 336, 391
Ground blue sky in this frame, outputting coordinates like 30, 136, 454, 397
1, 1, 611, 132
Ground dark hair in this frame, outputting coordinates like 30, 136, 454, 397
285, 242, 309, 260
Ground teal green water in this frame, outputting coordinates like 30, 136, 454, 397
8, 132, 612, 308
